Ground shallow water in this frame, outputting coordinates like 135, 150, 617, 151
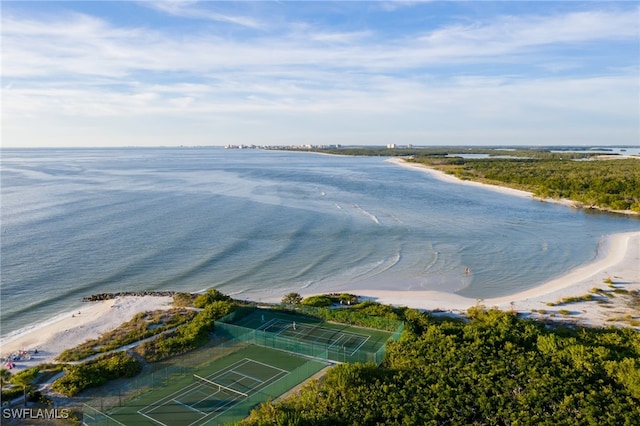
1, 148, 638, 338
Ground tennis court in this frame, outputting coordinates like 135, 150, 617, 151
258, 318, 369, 356
137, 358, 287, 426
225, 308, 394, 363
98, 345, 326, 426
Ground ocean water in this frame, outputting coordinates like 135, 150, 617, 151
1, 148, 638, 339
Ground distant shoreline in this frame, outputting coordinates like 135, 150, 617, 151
386, 157, 639, 216
387, 157, 578, 210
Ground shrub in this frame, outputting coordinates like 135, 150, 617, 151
56, 309, 196, 362
282, 292, 303, 305
174, 292, 196, 307
52, 352, 141, 396
136, 300, 234, 362
301, 295, 333, 307
194, 289, 231, 308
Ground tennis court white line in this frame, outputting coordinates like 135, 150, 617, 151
173, 398, 206, 415
347, 335, 370, 355
136, 356, 296, 426
231, 370, 265, 384
256, 318, 278, 331
137, 410, 168, 426
327, 333, 347, 349
242, 357, 289, 374
140, 358, 253, 415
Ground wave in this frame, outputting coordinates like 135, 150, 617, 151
0, 306, 84, 347
353, 204, 380, 224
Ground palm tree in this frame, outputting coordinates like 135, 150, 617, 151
9, 367, 39, 407
0, 368, 11, 390
0, 367, 11, 405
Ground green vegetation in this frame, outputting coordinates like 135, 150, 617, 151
278, 297, 403, 331
9, 367, 40, 406
56, 308, 196, 362
301, 295, 334, 307
52, 352, 141, 397
0, 368, 11, 390
135, 300, 233, 362
282, 292, 358, 307
310, 146, 640, 213
173, 292, 196, 307
242, 307, 640, 425
47, 290, 236, 398
548, 294, 596, 306
421, 157, 640, 212
282, 292, 303, 305
193, 288, 231, 308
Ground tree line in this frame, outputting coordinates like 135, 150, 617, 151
241, 307, 640, 425
416, 157, 640, 212
310, 146, 640, 213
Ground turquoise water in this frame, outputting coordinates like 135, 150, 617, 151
1, 148, 638, 338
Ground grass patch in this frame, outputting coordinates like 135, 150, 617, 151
547, 294, 596, 306
57, 308, 196, 362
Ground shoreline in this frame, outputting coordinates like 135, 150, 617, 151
0, 232, 637, 371
345, 230, 640, 328
387, 156, 639, 216
1, 296, 173, 371
385, 157, 578, 208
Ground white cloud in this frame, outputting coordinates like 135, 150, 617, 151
143, 0, 267, 29
419, 9, 639, 56
1, 4, 638, 147
3, 7, 637, 79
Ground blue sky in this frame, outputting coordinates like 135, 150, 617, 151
2, 1, 638, 147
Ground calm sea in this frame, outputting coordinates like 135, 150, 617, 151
1, 148, 638, 339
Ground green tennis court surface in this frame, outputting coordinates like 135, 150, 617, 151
103, 345, 325, 426
227, 309, 393, 361
257, 318, 369, 356
83, 308, 402, 425
137, 358, 286, 426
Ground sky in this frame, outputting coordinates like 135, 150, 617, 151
1, 1, 639, 148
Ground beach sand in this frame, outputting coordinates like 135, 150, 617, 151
0, 296, 173, 371
349, 231, 639, 327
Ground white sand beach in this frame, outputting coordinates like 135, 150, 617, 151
351, 231, 639, 327
0, 296, 173, 371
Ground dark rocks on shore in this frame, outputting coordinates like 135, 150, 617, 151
82, 291, 177, 302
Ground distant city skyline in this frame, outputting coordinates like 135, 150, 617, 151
2, 1, 638, 148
